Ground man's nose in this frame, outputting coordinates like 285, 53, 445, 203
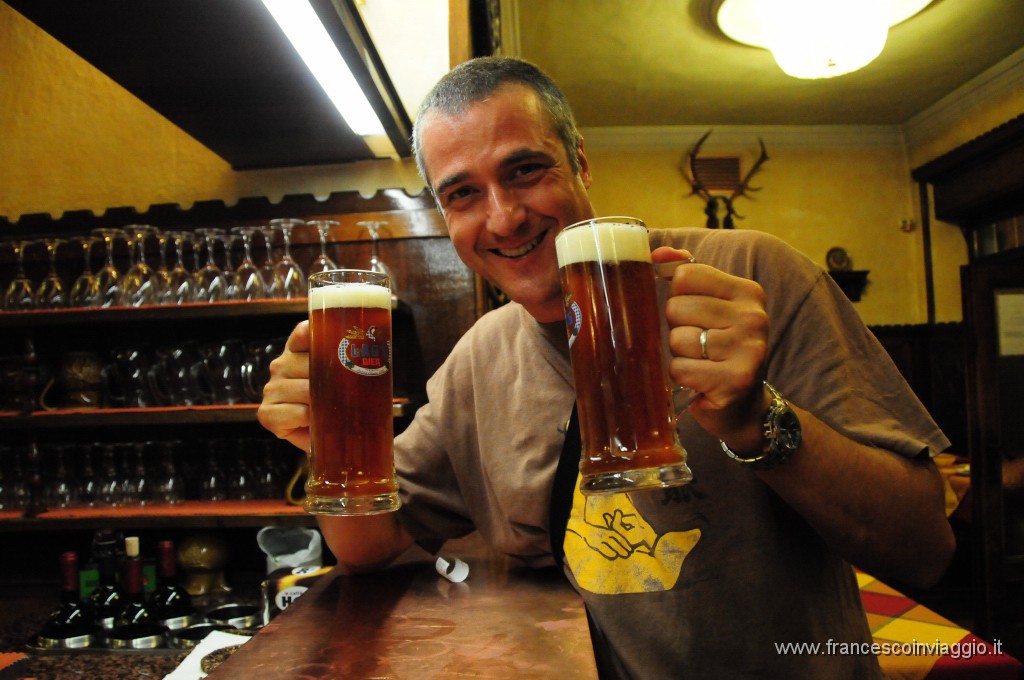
486, 186, 525, 237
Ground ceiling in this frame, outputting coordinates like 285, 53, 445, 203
4, 0, 412, 170
7, 0, 1024, 172
512, 0, 1024, 126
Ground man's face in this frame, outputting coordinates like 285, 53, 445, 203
418, 85, 595, 323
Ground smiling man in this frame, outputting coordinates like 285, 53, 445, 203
258, 57, 954, 678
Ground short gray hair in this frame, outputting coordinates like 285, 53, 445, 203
412, 57, 583, 191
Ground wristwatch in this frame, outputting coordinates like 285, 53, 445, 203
719, 382, 802, 471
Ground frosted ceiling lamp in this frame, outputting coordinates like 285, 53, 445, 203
716, 0, 936, 79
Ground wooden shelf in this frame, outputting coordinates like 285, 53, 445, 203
0, 499, 314, 532
0, 400, 414, 431
0, 299, 306, 329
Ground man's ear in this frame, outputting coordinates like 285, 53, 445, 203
576, 139, 593, 189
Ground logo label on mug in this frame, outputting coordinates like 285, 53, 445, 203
564, 298, 581, 349
338, 325, 391, 376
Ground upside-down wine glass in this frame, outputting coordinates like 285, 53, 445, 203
229, 226, 267, 301
192, 228, 228, 303
255, 224, 285, 299
162, 231, 195, 304
3, 240, 36, 311
307, 219, 339, 275
268, 218, 306, 299
69, 236, 98, 308
90, 228, 124, 308
119, 225, 160, 306
35, 238, 69, 309
153, 229, 174, 304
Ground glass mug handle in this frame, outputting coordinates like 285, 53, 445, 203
656, 257, 699, 414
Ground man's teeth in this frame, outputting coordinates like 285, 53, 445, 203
496, 234, 543, 258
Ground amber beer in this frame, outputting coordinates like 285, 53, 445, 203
555, 217, 692, 494
306, 270, 400, 515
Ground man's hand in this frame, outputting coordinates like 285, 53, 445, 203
652, 247, 770, 452
257, 320, 312, 452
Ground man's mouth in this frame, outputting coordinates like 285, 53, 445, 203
492, 232, 545, 259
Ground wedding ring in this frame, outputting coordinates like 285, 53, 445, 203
699, 328, 710, 360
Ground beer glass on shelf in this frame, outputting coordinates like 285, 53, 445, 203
229, 226, 267, 301
90, 228, 124, 308
307, 219, 340, 275
555, 216, 693, 494
3, 240, 36, 311
192, 228, 229, 303
35, 238, 69, 309
306, 269, 400, 515
268, 218, 306, 299
69, 236, 98, 308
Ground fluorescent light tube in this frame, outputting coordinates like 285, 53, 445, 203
262, 0, 386, 136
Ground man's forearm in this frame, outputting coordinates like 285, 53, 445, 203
757, 405, 955, 588
317, 512, 415, 575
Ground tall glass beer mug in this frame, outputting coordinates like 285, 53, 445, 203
555, 217, 693, 494
306, 270, 400, 515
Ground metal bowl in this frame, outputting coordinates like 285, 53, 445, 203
168, 623, 231, 649
35, 632, 97, 649
204, 603, 260, 630
106, 622, 166, 649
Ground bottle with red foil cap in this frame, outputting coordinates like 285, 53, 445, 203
36, 551, 96, 648
153, 539, 194, 629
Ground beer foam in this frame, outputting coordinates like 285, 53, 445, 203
555, 219, 652, 267
309, 282, 391, 311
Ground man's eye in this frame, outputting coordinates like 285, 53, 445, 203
511, 163, 543, 180
444, 186, 475, 204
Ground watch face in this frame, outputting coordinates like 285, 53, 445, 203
773, 409, 802, 451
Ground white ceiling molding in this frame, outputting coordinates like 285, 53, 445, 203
581, 124, 906, 152
902, 45, 1024, 152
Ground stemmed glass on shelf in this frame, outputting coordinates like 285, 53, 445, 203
119, 225, 160, 306
153, 229, 175, 304
254, 224, 285, 298
3, 240, 36, 311
35, 238, 69, 309
357, 220, 394, 279
162, 231, 195, 304
90, 228, 125, 308
230, 226, 267, 301
69, 236, 98, 308
268, 218, 306, 299
307, 219, 340, 275
192, 228, 229, 303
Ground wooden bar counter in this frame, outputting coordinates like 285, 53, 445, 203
207, 533, 598, 679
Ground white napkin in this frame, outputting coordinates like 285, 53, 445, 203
163, 630, 252, 680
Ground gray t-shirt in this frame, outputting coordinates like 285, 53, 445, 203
393, 228, 949, 678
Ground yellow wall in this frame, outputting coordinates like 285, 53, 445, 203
583, 135, 923, 325
2, 0, 1018, 327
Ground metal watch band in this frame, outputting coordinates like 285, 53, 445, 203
719, 381, 799, 471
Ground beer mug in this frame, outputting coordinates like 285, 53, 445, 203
306, 270, 400, 515
555, 216, 693, 494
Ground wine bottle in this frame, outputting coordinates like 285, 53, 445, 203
86, 529, 123, 631
153, 539, 193, 629
36, 551, 96, 648
114, 536, 154, 627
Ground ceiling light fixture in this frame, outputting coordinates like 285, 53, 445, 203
716, 0, 935, 79
261, 0, 387, 137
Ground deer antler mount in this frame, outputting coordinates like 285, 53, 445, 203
679, 130, 770, 229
